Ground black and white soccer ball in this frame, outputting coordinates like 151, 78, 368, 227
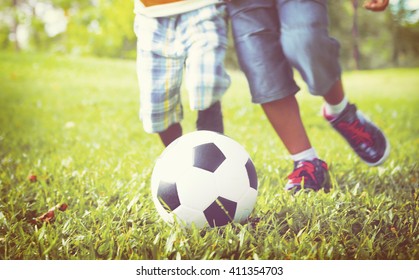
151, 130, 258, 228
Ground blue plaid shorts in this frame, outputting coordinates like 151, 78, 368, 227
134, 5, 231, 133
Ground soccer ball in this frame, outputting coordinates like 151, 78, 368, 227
151, 131, 258, 228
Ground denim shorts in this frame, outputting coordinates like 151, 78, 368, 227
134, 5, 230, 133
227, 0, 341, 104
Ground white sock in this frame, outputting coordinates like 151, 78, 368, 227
290, 148, 318, 162
324, 96, 348, 117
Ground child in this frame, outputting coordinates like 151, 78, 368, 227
134, 0, 231, 146
226, 0, 390, 192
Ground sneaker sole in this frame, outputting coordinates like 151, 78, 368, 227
363, 134, 391, 167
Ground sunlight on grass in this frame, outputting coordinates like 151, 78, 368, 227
0, 52, 418, 260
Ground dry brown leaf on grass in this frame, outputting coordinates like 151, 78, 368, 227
30, 203, 68, 224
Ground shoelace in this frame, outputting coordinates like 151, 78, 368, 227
287, 161, 317, 184
336, 119, 373, 146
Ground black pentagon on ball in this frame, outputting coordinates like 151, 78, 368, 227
157, 181, 181, 213
192, 142, 226, 173
245, 158, 258, 190
203, 196, 237, 227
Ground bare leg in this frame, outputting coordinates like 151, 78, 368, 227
323, 79, 345, 105
158, 100, 223, 147
196, 101, 224, 133
262, 95, 311, 155
158, 123, 182, 147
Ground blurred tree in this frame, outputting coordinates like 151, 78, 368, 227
0, 0, 418, 68
357, 1, 392, 69
389, 0, 419, 66
90, 0, 136, 58
62, 0, 135, 57
328, 0, 353, 68
0, 0, 23, 51
351, 0, 361, 69
11, 0, 20, 51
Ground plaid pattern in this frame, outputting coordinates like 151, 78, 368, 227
134, 5, 230, 133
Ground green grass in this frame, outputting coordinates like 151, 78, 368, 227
0, 51, 418, 260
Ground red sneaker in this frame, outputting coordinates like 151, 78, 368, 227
285, 158, 331, 193
324, 103, 390, 166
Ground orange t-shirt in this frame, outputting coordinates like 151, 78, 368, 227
140, 0, 184, 7
134, 0, 221, 17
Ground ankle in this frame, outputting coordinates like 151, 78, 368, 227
324, 97, 348, 118
290, 147, 318, 162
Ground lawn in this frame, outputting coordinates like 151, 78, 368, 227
0, 51, 418, 260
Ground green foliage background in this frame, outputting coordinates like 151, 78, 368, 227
1, 0, 419, 68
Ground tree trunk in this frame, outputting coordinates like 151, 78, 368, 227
352, 0, 360, 69
12, 0, 21, 51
